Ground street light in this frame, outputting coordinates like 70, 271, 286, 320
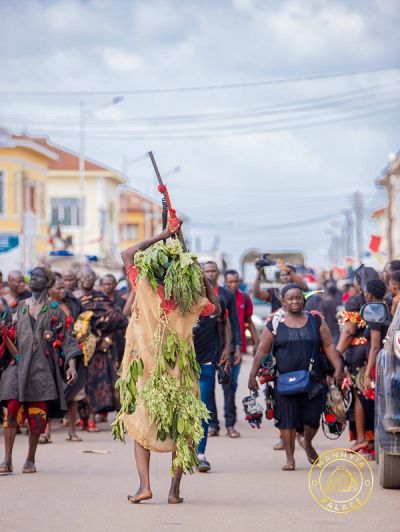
79, 96, 124, 260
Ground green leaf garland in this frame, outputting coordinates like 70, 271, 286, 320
134, 240, 204, 314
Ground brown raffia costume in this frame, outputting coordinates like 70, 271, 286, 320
121, 275, 209, 452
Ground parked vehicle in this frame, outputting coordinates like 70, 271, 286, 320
363, 303, 400, 488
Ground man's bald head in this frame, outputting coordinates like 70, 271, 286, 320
8, 270, 26, 296
80, 268, 96, 291
62, 269, 78, 291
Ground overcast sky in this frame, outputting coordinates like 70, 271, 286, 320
1, 0, 399, 267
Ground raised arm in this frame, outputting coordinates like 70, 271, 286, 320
120, 221, 181, 270
252, 270, 272, 302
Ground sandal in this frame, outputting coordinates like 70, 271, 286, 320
66, 434, 83, 442
226, 427, 241, 438
299, 437, 319, 465
0, 462, 13, 474
22, 461, 37, 474
87, 422, 100, 433
282, 463, 296, 471
38, 435, 52, 444
208, 427, 219, 437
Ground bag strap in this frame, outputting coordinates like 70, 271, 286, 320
307, 313, 319, 373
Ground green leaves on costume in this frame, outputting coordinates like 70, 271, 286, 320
162, 331, 200, 381
138, 372, 208, 474
111, 357, 144, 442
134, 240, 203, 314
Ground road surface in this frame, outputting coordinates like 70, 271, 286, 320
1, 356, 399, 532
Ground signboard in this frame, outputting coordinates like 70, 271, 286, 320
0, 233, 19, 253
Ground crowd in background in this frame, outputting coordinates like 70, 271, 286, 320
0, 256, 400, 475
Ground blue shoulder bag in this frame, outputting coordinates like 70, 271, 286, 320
276, 314, 318, 396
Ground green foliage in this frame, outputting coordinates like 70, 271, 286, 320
134, 240, 203, 314
138, 372, 208, 474
111, 357, 144, 442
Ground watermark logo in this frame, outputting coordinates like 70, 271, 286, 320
308, 448, 373, 514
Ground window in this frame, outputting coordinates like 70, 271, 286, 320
51, 198, 83, 226
0, 171, 5, 215
124, 223, 139, 240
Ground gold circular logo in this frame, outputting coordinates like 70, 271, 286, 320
308, 448, 373, 514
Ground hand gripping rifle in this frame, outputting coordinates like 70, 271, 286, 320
148, 151, 187, 251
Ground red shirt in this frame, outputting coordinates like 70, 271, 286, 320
235, 290, 253, 353
127, 264, 214, 316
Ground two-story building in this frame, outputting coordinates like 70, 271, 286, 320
0, 130, 58, 274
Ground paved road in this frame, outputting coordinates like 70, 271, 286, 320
1, 356, 399, 532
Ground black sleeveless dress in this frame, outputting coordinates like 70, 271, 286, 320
267, 314, 325, 430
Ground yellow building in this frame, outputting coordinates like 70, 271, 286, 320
119, 186, 162, 250
32, 136, 127, 270
0, 130, 58, 274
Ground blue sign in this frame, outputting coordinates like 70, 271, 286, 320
0, 234, 19, 253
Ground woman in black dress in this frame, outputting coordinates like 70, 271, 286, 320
337, 271, 387, 454
249, 284, 342, 471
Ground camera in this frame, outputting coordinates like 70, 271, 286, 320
218, 365, 230, 385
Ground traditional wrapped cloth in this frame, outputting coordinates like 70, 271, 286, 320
0, 299, 82, 415
120, 265, 212, 454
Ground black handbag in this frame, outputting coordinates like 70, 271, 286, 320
276, 314, 318, 396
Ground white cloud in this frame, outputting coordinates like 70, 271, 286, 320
0, 0, 399, 264
103, 48, 145, 73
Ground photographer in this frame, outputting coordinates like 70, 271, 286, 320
253, 258, 308, 310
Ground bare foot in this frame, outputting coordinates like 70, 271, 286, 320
350, 441, 368, 452
22, 460, 36, 473
168, 496, 184, 504
127, 489, 153, 504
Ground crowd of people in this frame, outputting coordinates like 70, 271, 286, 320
0, 266, 129, 472
248, 259, 400, 470
0, 223, 399, 502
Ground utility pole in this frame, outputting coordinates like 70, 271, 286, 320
354, 191, 364, 262
343, 209, 354, 258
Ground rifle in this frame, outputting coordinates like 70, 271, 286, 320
148, 151, 187, 251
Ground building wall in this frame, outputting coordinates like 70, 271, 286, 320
47, 171, 122, 260
119, 210, 147, 250
0, 146, 50, 273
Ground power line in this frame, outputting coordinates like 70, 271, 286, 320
2, 82, 398, 125
2, 84, 399, 128
189, 211, 341, 232
9, 103, 398, 141
1, 65, 399, 96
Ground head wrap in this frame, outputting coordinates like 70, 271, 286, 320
354, 265, 379, 292
281, 283, 304, 298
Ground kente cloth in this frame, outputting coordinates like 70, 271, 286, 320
4, 400, 47, 435
79, 291, 128, 413
121, 269, 211, 453
0, 301, 82, 413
